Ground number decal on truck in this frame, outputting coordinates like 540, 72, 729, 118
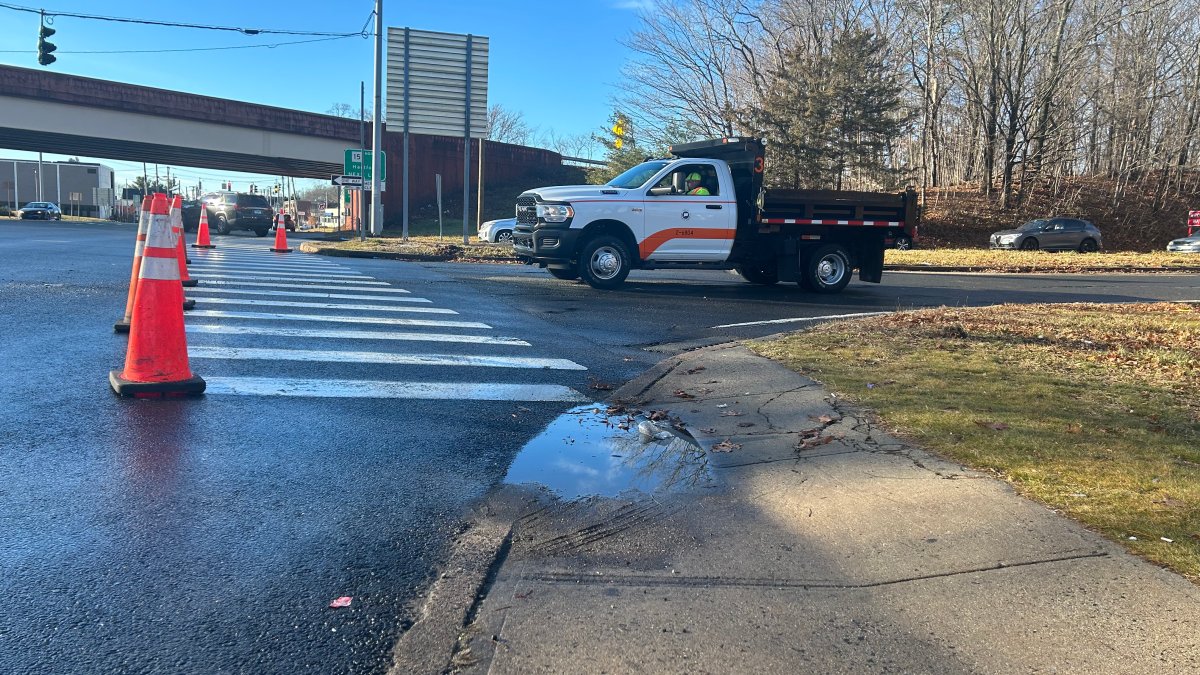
753, 157, 764, 173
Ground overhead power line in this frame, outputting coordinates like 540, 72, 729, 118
0, 2, 372, 37
0, 34, 362, 55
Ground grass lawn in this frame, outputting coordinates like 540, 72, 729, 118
886, 248, 1199, 271
748, 302, 1200, 582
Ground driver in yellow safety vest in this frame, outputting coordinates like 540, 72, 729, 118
685, 172, 710, 196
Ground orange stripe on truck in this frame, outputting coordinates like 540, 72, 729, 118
639, 228, 735, 259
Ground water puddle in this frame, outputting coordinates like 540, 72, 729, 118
504, 404, 714, 500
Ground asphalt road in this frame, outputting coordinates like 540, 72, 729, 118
1, 219, 1197, 674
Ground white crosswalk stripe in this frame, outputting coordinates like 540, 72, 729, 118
202, 377, 588, 401
191, 296, 457, 314
189, 346, 587, 370
188, 324, 531, 346
185, 249, 586, 401
192, 280, 406, 292
192, 273, 388, 283
187, 287, 432, 302
185, 309, 490, 329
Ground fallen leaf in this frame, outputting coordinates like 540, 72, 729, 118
673, 390, 696, 399
816, 414, 838, 424
737, 422, 756, 428
329, 596, 353, 608
974, 421, 1010, 431
686, 366, 707, 374
712, 440, 741, 452
1065, 423, 1083, 434
699, 427, 717, 434
648, 410, 669, 421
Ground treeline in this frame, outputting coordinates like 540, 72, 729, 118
615, 0, 1200, 208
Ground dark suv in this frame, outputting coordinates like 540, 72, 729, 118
200, 192, 275, 236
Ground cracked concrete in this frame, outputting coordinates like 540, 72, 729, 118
411, 343, 1200, 674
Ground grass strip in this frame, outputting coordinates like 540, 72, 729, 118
747, 302, 1200, 582
886, 249, 1200, 271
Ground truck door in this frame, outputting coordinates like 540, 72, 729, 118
640, 162, 736, 261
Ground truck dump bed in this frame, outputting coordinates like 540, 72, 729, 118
759, 188, 916, 230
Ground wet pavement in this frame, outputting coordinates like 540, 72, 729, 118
503, 405, 714, 500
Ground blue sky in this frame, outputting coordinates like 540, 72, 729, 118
0, 0, 649, 192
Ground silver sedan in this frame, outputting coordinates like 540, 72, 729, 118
1166, 235, 1200, 253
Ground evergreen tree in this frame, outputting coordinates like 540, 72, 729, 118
743, 28, 907, 190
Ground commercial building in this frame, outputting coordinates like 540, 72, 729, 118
1, 158, 116, 218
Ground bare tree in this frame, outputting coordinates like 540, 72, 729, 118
486, 105, 533, 145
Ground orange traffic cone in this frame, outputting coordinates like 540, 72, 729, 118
171, 195, 198, 287
192, 208, 215, 249
270, 211, 292, 253
114, 195, 154, 333
110, 193, 205, 398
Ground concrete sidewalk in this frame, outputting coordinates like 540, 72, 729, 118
418, 343, 1200, 673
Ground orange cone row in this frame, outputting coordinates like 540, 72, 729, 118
110, 193, 205, 398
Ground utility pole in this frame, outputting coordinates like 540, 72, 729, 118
360, 80, 366, 241
369, 0, 383, 238
37, 152, 44, 201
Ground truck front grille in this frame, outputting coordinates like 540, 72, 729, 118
516, 194, 538, 225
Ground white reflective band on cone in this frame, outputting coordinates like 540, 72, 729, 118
146, 214, 177, 248
140, 255, 181, 281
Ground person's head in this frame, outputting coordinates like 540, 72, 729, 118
686, 172, 702, 189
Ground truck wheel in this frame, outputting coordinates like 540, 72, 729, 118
801, 244, 852, 294
578, 236, 632, 290
735, 262, 779, 285
547, 267, 580, 281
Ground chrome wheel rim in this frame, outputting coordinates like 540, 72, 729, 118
589, 246, 623, 280
816, 254, 846, 286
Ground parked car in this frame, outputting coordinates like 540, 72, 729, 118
199, 191, 274, 236
890, 233, 914, 250
478, 217, 515, 243
17, 202, 62, 220
1166, 234, 1200, 253
989, 217, 1102, 252
180, 199, 201, 233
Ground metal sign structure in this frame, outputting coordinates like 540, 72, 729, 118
387, 27, 489, 241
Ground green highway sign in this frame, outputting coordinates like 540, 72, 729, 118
344, 149, 387, 182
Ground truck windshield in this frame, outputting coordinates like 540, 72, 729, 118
607, 161, 670, 189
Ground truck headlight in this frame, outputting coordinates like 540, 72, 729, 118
536, 204, 573, 223
999, 234, 1019, 244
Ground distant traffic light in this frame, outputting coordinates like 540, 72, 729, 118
273, 184, 280, 194
37, 22, 57, 67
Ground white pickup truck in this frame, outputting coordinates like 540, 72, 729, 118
512, 138, 918, 292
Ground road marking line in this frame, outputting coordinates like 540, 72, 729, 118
188, 256, 344, 268
192, 280, 407, 292
188, 266, 369, 279
194, 276, 391, 286
192, 296, 457, 314
202, 377, 588, 402
187, 324, 531, 345
189, 346, 587, 370
185, 309, 490, 329
186, 287, 431, 303
712, 311, 892, 329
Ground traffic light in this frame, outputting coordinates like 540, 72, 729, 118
250, 184, 257, 194
37, 22, 57, 66
273, 184, 280, 194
